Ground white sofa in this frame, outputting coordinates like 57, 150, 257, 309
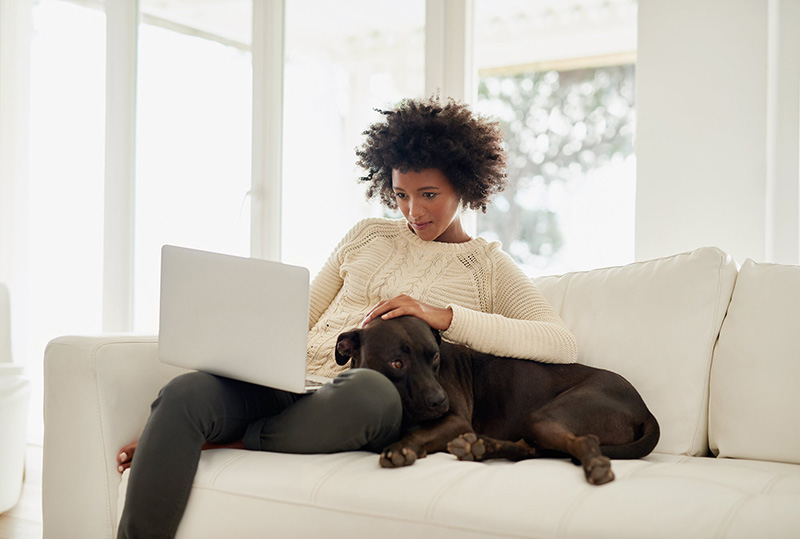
42, 247, 800, 538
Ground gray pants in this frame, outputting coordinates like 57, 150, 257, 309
118, 369, 402, 538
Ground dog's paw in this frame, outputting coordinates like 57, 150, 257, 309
585, 456, 614, 485
380, 442, 422, 468
447, 432, 486, 461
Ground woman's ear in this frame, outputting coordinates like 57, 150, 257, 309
335, 330, 361, 366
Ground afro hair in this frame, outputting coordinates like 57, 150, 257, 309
355, 96, 507, 212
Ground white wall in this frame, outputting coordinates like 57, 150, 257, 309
635, 0, 800, 265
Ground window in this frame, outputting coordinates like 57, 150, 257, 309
474, 0, 638, 275
281, 0, 424, 276
5, 0, 639, 444
25, 0, 107, 441
134, 1, 253, 330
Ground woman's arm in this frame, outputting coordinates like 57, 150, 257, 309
307, 220, 374, 328
308, 254, 344, 330
443, 250, 578, 364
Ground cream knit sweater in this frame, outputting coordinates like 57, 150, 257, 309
306, 218, 578, 378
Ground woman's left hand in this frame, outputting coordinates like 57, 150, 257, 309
362, 294, 453, 331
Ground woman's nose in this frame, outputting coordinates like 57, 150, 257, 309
408, 198, 424, 219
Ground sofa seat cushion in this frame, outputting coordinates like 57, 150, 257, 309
117, 449, 800, 539
709, 259, 800, 464
534, 247, 738, 456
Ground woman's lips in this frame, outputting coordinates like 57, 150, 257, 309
411, 221, 432, 231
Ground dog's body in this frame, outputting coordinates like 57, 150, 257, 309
335, 316, 659, 485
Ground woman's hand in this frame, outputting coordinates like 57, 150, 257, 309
362, 294, 453, 330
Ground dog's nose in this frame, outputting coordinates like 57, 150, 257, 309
426, 391, 448, 413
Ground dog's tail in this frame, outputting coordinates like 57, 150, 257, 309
600, 413, 660, 459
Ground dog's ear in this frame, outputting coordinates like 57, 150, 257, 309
430, 327, 441, 345
335, 330, 361, 366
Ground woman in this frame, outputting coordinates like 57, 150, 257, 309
117, 96, 577, 538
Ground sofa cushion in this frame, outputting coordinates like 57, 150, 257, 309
118, 449, 800, 539
709, 259, 800, 464
534, 247, 738, 456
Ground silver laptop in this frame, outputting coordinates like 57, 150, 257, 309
158, 245, 332, 393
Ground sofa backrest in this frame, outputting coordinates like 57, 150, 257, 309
534, 247, 738, 456
709, 259, 800, 464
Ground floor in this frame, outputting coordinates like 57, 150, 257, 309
0, 445, 42, 539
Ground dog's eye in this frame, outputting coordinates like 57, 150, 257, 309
400, 344, 411, 354
390, 359, 404, 370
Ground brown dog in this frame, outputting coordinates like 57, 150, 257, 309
335, 316, 659, 485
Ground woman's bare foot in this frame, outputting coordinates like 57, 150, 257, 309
117, 441, 138, 473
115, 439, 245, 474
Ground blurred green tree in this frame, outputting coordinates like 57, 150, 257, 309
477, 64, 635, 265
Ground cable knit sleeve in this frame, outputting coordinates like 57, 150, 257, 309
308, 260, 341, 331
307, 220, 369, 329
442, 248, 578, 364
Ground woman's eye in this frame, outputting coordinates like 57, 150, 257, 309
394, 192, 406, 199
423, 192, 438, 199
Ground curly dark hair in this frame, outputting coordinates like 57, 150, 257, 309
355, 96, 507, 212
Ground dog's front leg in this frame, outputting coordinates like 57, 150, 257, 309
380, 413, 472, 468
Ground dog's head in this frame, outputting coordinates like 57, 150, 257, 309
335, 316, 449, 425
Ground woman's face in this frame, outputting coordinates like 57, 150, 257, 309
391, 168, 469, 243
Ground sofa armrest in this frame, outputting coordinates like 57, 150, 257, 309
43, 335, 184, 539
